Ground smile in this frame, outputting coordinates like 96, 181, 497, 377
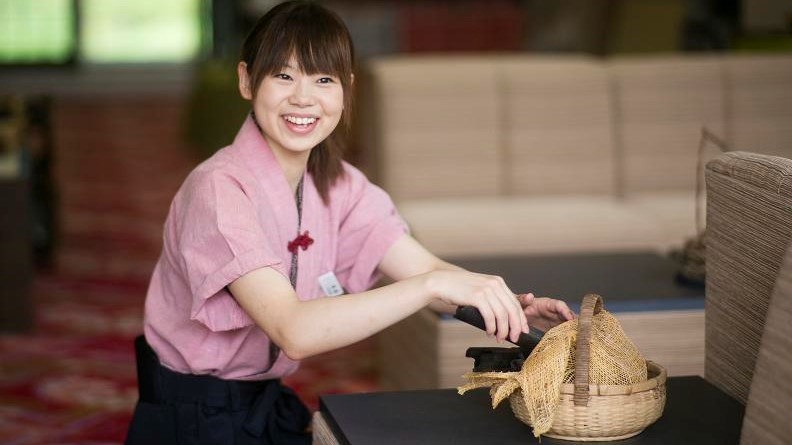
281, 114, 319, 135
283, 115, 318, 126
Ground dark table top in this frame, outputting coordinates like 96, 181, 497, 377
320, 376, 744, 445
447, 251, 703, 312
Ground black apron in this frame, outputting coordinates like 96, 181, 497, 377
125, 335, 311, 445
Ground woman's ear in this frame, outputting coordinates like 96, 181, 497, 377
350, 73, 355, 86
238, 61, 252, 100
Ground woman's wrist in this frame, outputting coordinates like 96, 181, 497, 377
416, 270, 441, 306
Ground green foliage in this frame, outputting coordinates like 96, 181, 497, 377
733, 35, 792, 53
185, 59, 250, 159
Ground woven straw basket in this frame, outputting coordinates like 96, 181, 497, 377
510, 294, 667, 441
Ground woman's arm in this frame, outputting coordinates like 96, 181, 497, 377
376, 234, 465, 314
378, 235, 575, 328
230, 235, 528, 360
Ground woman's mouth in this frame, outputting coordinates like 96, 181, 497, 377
283, 115, 318, 134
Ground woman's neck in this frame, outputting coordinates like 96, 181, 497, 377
269, 143, 310, 195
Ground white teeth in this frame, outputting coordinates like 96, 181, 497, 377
284, 116, 316, 125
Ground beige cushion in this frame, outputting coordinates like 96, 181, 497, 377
740, 243, 792, 445
501, 56, 616, 196
610, 56, 726, 193
623, 190, 700, 251
398, 196, 669, 258
366, 56, 502, 201
705, 151, 792, 403
725, 55, 792, 158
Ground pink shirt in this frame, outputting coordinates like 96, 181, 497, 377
143, 116, 408, 380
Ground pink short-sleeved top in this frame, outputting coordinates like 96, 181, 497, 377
143, 115, 408, 381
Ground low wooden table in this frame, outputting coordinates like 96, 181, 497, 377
379, 252, 705, 390
314, 376, 744, 445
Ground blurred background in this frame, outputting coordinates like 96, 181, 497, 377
1, 0, 791, 443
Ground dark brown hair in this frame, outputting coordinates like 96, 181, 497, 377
240, 0, 354, 204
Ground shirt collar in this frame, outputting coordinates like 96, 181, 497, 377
229, 114, 319, 249
231, 114, 284, 179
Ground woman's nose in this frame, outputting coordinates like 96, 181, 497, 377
289, 80, 315, 106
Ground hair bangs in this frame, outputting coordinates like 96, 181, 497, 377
244, 2, 353, 95
287, 16, 352, 80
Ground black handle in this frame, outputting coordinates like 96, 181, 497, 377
454, 305, 544, 353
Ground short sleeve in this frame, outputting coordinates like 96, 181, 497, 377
174, 169, 283, 331
334, 165, 409, 293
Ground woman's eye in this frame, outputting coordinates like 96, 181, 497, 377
275, 73, 292, 80
317, 77, 335, 84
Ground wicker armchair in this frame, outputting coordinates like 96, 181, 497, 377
704, 151, 792, 445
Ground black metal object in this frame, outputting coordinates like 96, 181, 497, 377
465, 347, 527, 372
454, 305, 544, 352
455, 305, 546, 372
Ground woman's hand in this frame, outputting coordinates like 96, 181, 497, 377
423, 270, 529, 343
517, 294, 575, 332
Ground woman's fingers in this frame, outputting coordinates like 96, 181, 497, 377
541, 299, 574, 321
501, 285, 526, 342
503, 294, 522, 343
536, 298, 575, 322
518, 296, 576, 330
517, 292, 534, 325
480, 276, 521, 342
487, 287, 510, 342
479, 300, 497, 337
436, 271, 530, 343
517, 293, 535, 306
555, 299, 575, 320
485, 276, 518, 342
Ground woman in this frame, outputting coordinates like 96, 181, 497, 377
126, 2, 574, 444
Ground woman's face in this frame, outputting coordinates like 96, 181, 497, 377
238, 58, 344, 158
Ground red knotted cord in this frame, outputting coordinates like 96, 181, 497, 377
287, 231, 314, 254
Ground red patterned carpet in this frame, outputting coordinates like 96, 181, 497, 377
0, 98, 377, 444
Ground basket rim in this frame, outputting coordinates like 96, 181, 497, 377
556, 360, 667, 396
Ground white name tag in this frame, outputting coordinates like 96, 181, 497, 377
318, 272, 344, 297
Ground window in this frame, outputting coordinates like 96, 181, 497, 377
81, 0, 206, 63
0, 0, 208, 65
0, 0, 75, 64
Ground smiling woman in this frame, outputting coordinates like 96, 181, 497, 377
126, 2, 572, 444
